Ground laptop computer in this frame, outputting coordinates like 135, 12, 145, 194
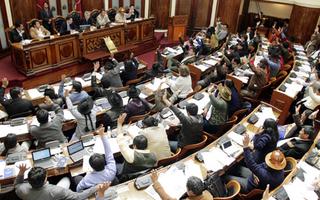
67, 141, 89, 162
32, 148, 55, 169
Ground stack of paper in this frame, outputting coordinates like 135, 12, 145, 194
0, 124, 28, 138
184, 160, 203, 180
27, 88, 44, 99
144, 78, 168, 91
255, 106, 276, 127
194, 64, 210, 72
203, 59, 218, 66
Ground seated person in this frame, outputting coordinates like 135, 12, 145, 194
15, 164, 103, 200
81, 11, 93, 26
0, 133, 30, 157
39, 87, 64, 109
162, 92, 203, 153
226, 135, 285, 193
10, 21, 27, 43
124, 86, 150, 120
240, 59, 268, 98
264, 46, 281, 78
76, 125, 116, 191
237, 34, 249, 57
249, 118, 279, 164
91, 61, 112, 100
225, 79, 241, 117
126, 4, 139, 20
116, 113, 157, 175
280, 125, 315, 159
166, 65, 193, 103
203, 84, 231, 134
197, 61, 228, 88
60, 16, 76, 35
122, 53, 139, 84
96, 9, 110, 27
280, 42, 292, 64
115, 7, 128, 23
65, 94, 97, 141
0, 78, 35, 118
58, 74, 89, 105
29, 20, 50, 39
103, 92, 124, 129
138, 116, 171, 160
29, 96, 67, 148
151, 171, 213, 200
102, 53, 123, 88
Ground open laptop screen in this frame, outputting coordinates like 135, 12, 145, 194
32, 148, 51, 161
67, 141, 84, 155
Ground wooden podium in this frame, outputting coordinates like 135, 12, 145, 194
168, 15, 188, 42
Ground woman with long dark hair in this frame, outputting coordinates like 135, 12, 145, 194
251, 118, 279, 164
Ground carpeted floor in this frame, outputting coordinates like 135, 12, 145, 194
0, 32, 178, 87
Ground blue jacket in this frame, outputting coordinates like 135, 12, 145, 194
252, 133, 277, 164
244, 148, 284, 191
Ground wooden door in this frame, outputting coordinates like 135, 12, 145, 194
10, 0, 37, 24
150, 0, 170, 29
216, 0, 242, 33
82, 0, 104, 12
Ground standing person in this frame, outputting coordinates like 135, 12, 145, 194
39, 2, 54, 33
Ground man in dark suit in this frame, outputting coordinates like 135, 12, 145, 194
10, 21, 27, 43
280, 125, 315, 159
39, 2, 54, 32
126, 4, 139, 21
59, 16, 76, 35
0, 78, 35, 118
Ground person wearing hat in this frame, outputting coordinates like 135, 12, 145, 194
58, 74, 89, 105
65, 90, 97, 141
162, 90, 203, 153
280, 125, 316, 159
136, 116, 171, 160
115, 7, 128, 23
96, 9, 110, 27
203, 83, 231, 134
124, 86, 151, 120
103, 91, 124, 129
91, 61, 112, 100
101, 53, 123, 88
226, 135, 286, 193
240, 58, 268, 98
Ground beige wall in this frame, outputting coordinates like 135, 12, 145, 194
249, 0, 293, 19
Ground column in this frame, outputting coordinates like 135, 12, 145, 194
170, 0, 176, 17
144, 0, 149, 18
210, 0, 218, 26
4, 0, 12, 27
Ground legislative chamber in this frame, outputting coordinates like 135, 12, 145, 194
0, 0, 319, 200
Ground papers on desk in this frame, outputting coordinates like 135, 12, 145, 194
0, 110, 8, 120
27, 88, 44, 99
203, 59, 218, 66
144, 78, 168, 91
184, 160, 203, 180
283, 82, 304, 98
202, 147, 235, 172
254, 106, 276, 128
0, 160, 32, 180
21, 39, 32, 45
293, 44, 304, 51
93, 137, 122, 154
0, 124, 28, 138
74, 77, 90, 88
186, 92, 210, 114
82, 155, 93, 173
126, 124, 142, 138
157, 166, 187, 199
194, 64, 210, 72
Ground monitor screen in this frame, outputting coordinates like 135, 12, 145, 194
32, 149, 51, 161
68, 141, 84, 155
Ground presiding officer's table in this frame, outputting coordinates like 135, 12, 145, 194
11, 18, 156, 76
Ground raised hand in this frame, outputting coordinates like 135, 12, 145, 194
93, 61, 100, 72
96, 124, 105, 137
117, 113, 127, 126
18, 163, 30, 175
243, 134, 250, 148
96, 182, 111, 198
151, 170, 159, 183
1, 78, 9, 88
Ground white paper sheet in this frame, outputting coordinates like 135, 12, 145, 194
27, 88, 44, 99
0, 124, 29, 138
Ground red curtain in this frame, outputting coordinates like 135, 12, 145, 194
36, 0, 47, 13
75, 0, 82, 17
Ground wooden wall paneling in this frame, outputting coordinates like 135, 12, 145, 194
10, 0, 37, 24
81, 0, 104, 12
56, 0, 62, 15
141, 0, 145, 17
288, 5, 320, 44
150, 0, 170, 29
119, 0, 124, 7
193, 0, 213, 30
175, 0, 192, 33
216, 0, 242, 33
68, 0, 73, 12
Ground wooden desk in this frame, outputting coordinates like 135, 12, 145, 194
12, 18, 156, 77
12, 34, 80, 76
